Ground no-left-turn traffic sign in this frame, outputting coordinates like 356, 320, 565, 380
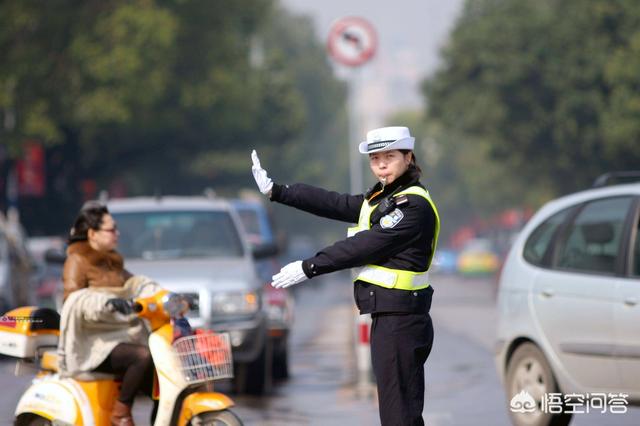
327, 17, 377, 67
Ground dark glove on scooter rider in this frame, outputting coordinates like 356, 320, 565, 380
105, 298, 134, 315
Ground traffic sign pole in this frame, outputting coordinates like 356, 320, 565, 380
327, 16, 377, 195
327, 16, 378, 397
348, 68, 363, 195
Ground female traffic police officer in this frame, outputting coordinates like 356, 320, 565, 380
251, 126, 439, 426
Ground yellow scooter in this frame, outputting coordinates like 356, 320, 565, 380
0, 289, 242, 425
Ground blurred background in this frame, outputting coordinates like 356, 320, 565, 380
2, 0, 640, 424
6, 0, 640, 266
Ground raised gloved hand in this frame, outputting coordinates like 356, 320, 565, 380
105, 298, 134, 315
251, 150, 274, 195
272, 260, 309, 289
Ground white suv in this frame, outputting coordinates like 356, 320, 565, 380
496, 179, 640, 426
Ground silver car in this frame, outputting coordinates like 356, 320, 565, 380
496, 179, 640, 426
108, 196, 272, 394
0, 226, 34, 313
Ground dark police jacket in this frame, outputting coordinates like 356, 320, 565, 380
270, 169, 437, 315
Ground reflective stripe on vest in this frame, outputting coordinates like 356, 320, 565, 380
347, 185, 440, 291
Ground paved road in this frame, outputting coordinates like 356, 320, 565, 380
2, 272, 640, 425
428, 274, 640, 426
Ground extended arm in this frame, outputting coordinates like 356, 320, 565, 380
270, 183, 363, 223
252, 149, 362, 223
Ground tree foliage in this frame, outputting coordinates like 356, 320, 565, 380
423, 0, 640, 213
256, 6, 348, 189
0, 0, 348, 234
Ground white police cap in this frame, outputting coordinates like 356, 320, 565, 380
358, 126, 415, 154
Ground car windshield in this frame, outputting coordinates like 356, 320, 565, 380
236, 208, 262, 237
113, 210, 244, 260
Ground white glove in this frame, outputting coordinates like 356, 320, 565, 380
272, 261, 308, 289
251, 150, 274, 195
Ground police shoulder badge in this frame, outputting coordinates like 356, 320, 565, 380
380, 208, 404, 229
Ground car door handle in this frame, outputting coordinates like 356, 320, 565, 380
541, 289, 554, 298
624, 297, 638, 307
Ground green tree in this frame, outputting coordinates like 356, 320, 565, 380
0, 1, 177, 153
256, 6, 348, 189
423, 0, 640, 208
0, 0, 348, 235
235, 6, 350, 243
387, 109, 536, 243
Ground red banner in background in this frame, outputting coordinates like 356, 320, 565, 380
80, 179, 97, 201
16, 141, 46, 197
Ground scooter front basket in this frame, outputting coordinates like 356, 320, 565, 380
172, 331, 234, 383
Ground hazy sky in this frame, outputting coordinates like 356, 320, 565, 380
281, 0, 464, 74
280, 0, 464, 116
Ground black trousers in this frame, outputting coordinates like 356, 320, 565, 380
370, 313, 434, 426
94, 342, 155, 405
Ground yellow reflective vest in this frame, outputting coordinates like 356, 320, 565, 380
347, 185, 440, 291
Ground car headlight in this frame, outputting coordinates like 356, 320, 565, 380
211, 291, 259, 315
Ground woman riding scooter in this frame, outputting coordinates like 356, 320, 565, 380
60, 201, 155, 426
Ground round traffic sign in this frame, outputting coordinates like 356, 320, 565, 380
327, 17, 377, 67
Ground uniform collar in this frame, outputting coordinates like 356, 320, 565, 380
365, 168, 420, 204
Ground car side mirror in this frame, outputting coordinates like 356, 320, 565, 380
252, 242, 279, 260
44, 248, 67, 264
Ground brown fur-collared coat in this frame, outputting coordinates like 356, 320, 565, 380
62, 241, 132, 302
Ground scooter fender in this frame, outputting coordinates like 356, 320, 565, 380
177, 392, 235, 426
15, 379, 84, 425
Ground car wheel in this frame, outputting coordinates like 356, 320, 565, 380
234, 338, 272, 395
506, 342, 572, 426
